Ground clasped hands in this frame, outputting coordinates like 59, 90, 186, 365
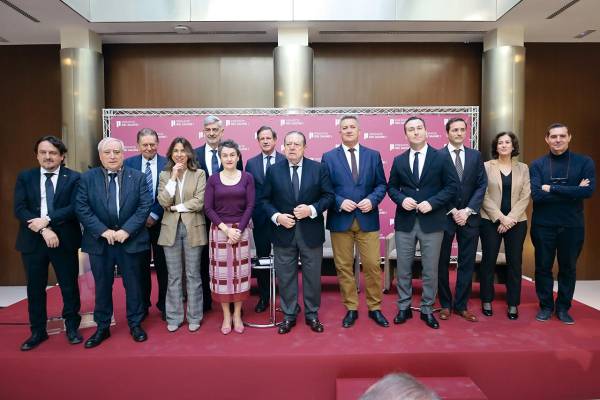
340, 199, 373, 213
28, 217, 59, 248
401, 197, 432, 214
497, 215, 518, 234
101, 229, 130, 245
276, 204, 314, 229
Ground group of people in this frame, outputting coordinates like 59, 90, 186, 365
14, 114, 595, 351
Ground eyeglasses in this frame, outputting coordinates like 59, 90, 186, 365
204, 127, 221, 133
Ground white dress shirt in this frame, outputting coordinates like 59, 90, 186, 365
164, 170, 191, 213
263, 152, 276, 174
446, 143, 466, 169
271, 158, 317, 225
40, 166, 59, 218
142, 154, 159, 220
341, 143, 360, 176
205, 146, 221, 176
409, 144, 429, 180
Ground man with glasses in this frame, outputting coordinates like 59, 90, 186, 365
530, 123, 596, 324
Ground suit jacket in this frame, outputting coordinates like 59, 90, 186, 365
442, 146, 487, 232
321, 145, 386, 232
194, 144, 243, 178
14, 166, 82, 253
75, 166, 152, 255
387, 146, 459, 233
262, 157, 334, 248
245, 151, 285, 226
156, 169, 208, 247
123, 154, 167, 220
481, 159, 530, 223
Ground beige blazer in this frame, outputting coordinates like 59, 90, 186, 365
481, 159, 531, 223
157, 169, 207, 247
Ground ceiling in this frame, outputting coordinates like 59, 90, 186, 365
0, 0, 598, 45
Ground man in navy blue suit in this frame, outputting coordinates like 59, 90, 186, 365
194, 115, 243, 312
388, 117, 459, 330
124, 128, 168, 320
322, 115, 389, 328
14, 136, 82, 350
262, 131, 334, 334
76, 137, 152, 348
245, 125, 285, 313
437, 118, 487, 323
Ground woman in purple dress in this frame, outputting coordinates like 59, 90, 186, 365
204, 140, 255, 334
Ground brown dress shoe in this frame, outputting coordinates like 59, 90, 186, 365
455, 309, 478, 322
439, 308, 451, 320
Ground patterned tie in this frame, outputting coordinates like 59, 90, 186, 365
210, 149, 219, 176
145, 160, 153, 198
265, 155, 272, 174
412, 152, 420, 182
348, 148, 358, 183
108, 172, 119, 228
454, 149, 464, 181
292, 165, 300, 201
44, 172, 55, 216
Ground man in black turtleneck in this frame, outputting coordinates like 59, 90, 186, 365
530, 123, 596, 324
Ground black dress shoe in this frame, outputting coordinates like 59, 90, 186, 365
66, 328, 83, 345
507, 308, 519, 320
20, 332, 49, 351
393, 309, 413, 324
368, 310, 389, 327
84, 329, 110, 349
277, 320, 296, 334
130, 326, 147, 342
255, 298, 268, 313
342, 310, 358, 328
420, 313, 440, 329
305, 318, 324, 333
481, 303, 493, 317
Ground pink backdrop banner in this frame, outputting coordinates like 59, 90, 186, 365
108, 111, 476, 257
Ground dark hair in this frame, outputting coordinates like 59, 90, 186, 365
546, 123, 568, 137
491, 132, 520, 159
34, 135, 67, 156
256, 125, 277, 140
165, 137, 198, 171
403, 116, 426, 133
137, 128, 159, 143
445, 117, 467, 133
218, 139, 241, 158
339, 115, 359, 128
285, 131, 306, 146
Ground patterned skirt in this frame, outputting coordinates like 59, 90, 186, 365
209, 223, 251, 303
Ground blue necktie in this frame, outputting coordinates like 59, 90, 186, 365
292, 166, 300, 201
211, 149, 219, 176
145, 161, 153, 198
44, 173, 55, 216
412, 152, 420, 182
108, 173, 119, 228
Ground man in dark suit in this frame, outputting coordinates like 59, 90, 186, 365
14, 136, 82, 350
387, 117, 459, 330
437, 118, 487, 322
262, 131, 334, 334
124, 128, 168, 320
321, 115, 389, 328
245, 125, 285, 313
76, 137, 152, 348
194, 115, 243, 312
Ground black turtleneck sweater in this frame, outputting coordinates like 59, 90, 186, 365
530, 150, 596, 227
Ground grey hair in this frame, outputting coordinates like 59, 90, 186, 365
339, 115, 360, 128
97, 137, 124, 153
204, 115, 222, 128
359, 373, 440, 400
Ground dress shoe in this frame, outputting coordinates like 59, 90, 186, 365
393, 309, 413, 324
454, 309, 478, 322
439, 308, 451, 320
188, 323, 201, 332
342, 310, 358, 328
277, 320, 296, 334
535, 308, 552, 322
481, 302, 493, 317
556, 310, 575, 325
84, 329, 110, 349
66, 328, 83, 344
167, 324, 180, 332
233, 321, 245, 334
255, 298, 268, 313
420, 313, 440, 329
507, 306, 519, 320
130, 326, 147, 342
305, 318, 324, 333
20, 332, 49, 351
368, 310, 389, 327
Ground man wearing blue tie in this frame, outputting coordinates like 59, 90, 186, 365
124, 128, 168, 320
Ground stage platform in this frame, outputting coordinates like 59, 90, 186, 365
1, 272, 600, 400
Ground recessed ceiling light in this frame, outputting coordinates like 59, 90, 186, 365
574, 29, 596, 39
546, 0, 580, 19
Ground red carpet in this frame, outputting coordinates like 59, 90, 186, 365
1, 272, 600, 400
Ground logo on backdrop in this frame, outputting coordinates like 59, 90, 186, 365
225, 119, 248, 127
308, 131, 333, 140
115, 120, 139, 128
389, 143, 404, 151
170, 119, 194, 127
389, 118, 405, 126
280, 118, 303, 127
363, 132, 387, 140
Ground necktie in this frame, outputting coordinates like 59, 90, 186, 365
348, 148, 358, 183
108, 173, 119, 227
265, 155, 272, 174
454, 149, 464, 181
292, 165, 300, 202
210, 149, 219, 176
412, 152, 420, 182
145, 160, 153, 197
44, 173, 55, 216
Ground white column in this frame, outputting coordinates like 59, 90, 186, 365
273, 28, 313, 109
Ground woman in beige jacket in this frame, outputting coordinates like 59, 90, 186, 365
157, 137, 207, 332
480, 132, 530, 320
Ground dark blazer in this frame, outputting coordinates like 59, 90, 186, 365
123, 154, 168, 220
14, 166, 82, 253
245, 151, 285, 226
75, 166, 152, 255
442, 146, 487, 232
321, 145, 387, 232
262, 157, 334, 248
387, 146, 459, 233
194, 144, 243, 177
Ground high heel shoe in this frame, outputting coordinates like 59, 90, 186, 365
221, 320, 232, 335
481, 302, 493, 317
507, 306, 518, 320
233, 319, 245, 334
